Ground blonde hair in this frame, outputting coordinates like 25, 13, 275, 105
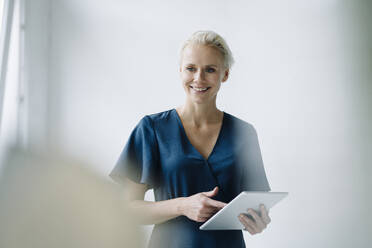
179, 30, 235, 70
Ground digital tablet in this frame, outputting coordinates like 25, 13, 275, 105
199, 191, 288, 230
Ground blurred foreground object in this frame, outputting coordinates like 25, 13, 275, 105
0, 146, 143, 248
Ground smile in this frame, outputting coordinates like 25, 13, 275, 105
190, 86, 211, 92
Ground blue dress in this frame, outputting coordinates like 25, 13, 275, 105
109, 108, 271, 248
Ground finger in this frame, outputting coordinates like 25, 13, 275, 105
199, 208, 218, 216
238, 216, 255, 234
196, 216, 209, 222
243, 223, 256, 235
203, 197, 227, 209
238, 214, 259, 234
202, 186, 218, 197
239, 214, 259, 231
198, 213, 214, 218
259, 204, 271, 224
246, 209, 266, 230
199, 208, 219, 215
244, 225, 256, 235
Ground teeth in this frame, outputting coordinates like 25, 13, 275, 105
193, 87, 208, 91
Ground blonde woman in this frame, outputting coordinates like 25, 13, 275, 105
109, 30, 272, 248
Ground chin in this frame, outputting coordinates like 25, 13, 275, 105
188, 96, 210, 104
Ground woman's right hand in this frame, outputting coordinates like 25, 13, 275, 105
180, 186, 227, 222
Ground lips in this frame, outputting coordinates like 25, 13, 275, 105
190, 86, 211, 92
190, 86, 211, 94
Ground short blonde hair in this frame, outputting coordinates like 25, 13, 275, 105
179, 30, 235, 70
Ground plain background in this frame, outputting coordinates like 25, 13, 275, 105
10, 0, 372, 247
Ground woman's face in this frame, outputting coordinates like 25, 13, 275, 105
179, 44, 229, 104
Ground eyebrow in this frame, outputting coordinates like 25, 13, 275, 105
185, 63, 218, 67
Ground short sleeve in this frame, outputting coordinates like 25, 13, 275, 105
240, 124, 271, 191
109, 115, 159, 189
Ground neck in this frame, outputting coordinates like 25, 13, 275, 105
176, 99, 223, 127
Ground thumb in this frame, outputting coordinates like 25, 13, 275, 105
202, 186, 219, 198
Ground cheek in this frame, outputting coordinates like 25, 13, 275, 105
181, 74, 193, 84
207, 74, 221, 83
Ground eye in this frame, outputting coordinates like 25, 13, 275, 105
186, 67, 195, 72
206, 67, 216, 73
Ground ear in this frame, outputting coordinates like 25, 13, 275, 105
221, 68, 229, 83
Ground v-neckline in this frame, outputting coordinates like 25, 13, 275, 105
173, 108, 226, 162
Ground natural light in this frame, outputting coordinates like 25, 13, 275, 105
0, 0, 20, 166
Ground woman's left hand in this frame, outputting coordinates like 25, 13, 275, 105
238, 204, 271, 235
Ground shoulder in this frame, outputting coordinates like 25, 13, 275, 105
145, 108, 174, 122
138, 108, 175, 128
224, 112, 258, 136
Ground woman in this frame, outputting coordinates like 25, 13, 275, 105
109, 30, 272, 248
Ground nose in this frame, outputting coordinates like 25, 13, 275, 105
194, 69, 205, 82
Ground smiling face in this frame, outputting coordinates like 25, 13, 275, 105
179, 44, 229, 105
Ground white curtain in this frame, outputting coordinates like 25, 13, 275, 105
0, 0, 20, 168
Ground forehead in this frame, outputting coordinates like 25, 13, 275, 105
181, 44, 223, 66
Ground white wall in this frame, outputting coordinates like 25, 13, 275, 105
24, 0, 371, 247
